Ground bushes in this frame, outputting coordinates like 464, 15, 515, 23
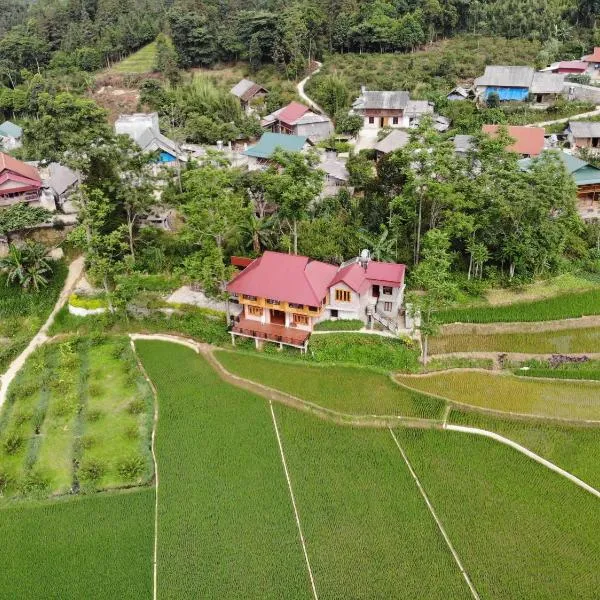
314, 319, 364, 331
68, 293, 107, 310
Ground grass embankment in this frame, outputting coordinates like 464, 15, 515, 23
135, 341, 310, 598
313, 319, 363, 331
396, 371, 600, 421
431, 326, 600, 354
50, 305, 230, 345
0, 337, 153, 501
273, 406, 470, 599
0, 490, 154, 598
437, 287, 600, 324
449, 410, 600, 489
215, 351, 443, 418
236, 332, 420, 371
109, 42, 157, 73
0, 261, 67, 373
513, 359, 600, 381
398, 429, 600, 599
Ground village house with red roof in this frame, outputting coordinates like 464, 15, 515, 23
227, 250, 406, 351
261, 101, 333, 142
482, 125, 546, 158
0, 152, 43, 207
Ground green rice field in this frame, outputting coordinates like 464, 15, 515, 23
397, 429, 600, 598
430, 326, 600, 354
396, 371, 600, 421
449, 410, 600, 489
1, 338, 598, 598
437, 288, 600, 324
0, 489, 154, 598
110, 42, 157, 73
215, 350, 444, 418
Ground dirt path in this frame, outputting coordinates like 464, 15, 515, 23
0, 256, 84, 408
297, 61, 325, 114
526, 105, 600, 127
430, 351, 600, 365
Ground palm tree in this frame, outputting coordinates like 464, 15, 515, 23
0, 242, 52, 292
357, 225, 396, 262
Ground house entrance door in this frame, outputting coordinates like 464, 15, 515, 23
270, 309, 286, 326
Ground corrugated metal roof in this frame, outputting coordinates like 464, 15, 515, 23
277, 102, 310, 126
482, 125, 545, 156
374, 130, 410, 154
227, 251, 337, 306
530, 72, 565, 94
243, 133, 308, 159
230, 79, 255, 98
558, 60, 588, 71
0, 152, 41, 182
583, 47, 600, 62
0, 121, 22, 138
474, 65, 534, 88
405, 100, 433, 116
569, 121, 600, 139
519, 151, 600, 186
353, 90, 410, 110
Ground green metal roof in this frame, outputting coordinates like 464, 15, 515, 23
243, 133, 308, 159
518, 151, 600, 186
0, 120, 22, 138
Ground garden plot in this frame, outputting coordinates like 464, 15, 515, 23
396, 371, 600, 421
0, 337, 153, 501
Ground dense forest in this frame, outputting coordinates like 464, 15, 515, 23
0, 0, 599, 83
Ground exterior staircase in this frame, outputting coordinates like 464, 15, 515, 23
366, 302, 401, 335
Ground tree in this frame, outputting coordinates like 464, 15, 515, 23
0, 241, 52, 291
408, 229, 458, 363
335, 112, 363, 137
266, 150, 323, 255
154, 33, 180, 86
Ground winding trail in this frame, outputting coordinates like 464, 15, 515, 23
526, 105, 600, 128
130, 334, 600, 500
0, 256, 84, 408
297, 61, 325, 114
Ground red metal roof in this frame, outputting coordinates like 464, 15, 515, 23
231, 256, 254, 268
557, 60, 588, 72
482, 125, 545, 157
277, 102, 310, 126
227, 251, 337, 306
583, 48, 600, 63
330, 261, 405, 293
0, 153, 41, 183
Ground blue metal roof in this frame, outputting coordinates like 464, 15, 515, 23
485, 87, 529, 101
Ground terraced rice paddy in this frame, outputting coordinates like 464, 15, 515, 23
437, 288, 600, 324
430, 326, 600, 354
449, 410, 600, 489
2, 339, 598, 598
110, 42, 157, 73
214, 351, 444, 418
397, 429, 600, 598
396, 371, 600, 421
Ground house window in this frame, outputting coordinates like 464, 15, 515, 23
307, 305, 319, 312
248, 306, 263, 316
330, 309, 338, 318
293, 314, 309, 325
392, 117, 399, 125
266, 298, 280, 305
244, 295, 257, 301
289, 303, 303, 309
382, 286, 393, 295
384, 302, 393, 312
335, 289, 351, 302
368, 117, 375, 124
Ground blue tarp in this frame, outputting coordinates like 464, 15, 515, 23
159, 151, 176, 163
485, 87, 529, 101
